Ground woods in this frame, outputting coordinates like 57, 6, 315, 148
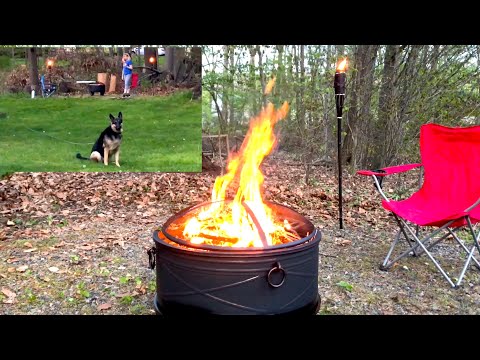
202, 45, 480, 179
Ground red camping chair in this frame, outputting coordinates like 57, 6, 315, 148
357, 123, 480, 288
131, 73, 139, 89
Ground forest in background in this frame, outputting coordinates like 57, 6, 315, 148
202, 45, 480, 183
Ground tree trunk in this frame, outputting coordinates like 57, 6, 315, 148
375, 45, 401, 168
256, 45, 266, 106
173, 47, 186, 81
190, 46, 202, 72
324, 45, 333, 158
144, 47, 158, 70
229, 46, 235, 135
27, 47, 40, 93
293, 46, 304, 136
166, 47, 175, 74
248, 45, 257, 117
342, 45, 379, 169
222, 45, 229, 132
276, 45, 284, 100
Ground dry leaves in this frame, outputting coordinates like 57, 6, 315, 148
97, 303, 112, 311
2, 287, 16, 304
335, 238, 352, 247
16, 265, 28, 272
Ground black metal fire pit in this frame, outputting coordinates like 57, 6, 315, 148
148, 200, 321, 316
88, 82, 105, 96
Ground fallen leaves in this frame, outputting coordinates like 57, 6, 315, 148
16, 265, 28, 272
6, 220, 15, 226
97, 303, 112, 311
335, 238, 352, 247
2, 287, 16, 304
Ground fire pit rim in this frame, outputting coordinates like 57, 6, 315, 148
153, 228, 321, 258
159, 200, 317, 252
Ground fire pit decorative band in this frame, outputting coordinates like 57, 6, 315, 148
148, 200, 322, 316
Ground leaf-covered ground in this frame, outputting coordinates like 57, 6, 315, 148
1, 152, 480, 315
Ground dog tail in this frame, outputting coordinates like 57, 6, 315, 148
76, 153, 89, 160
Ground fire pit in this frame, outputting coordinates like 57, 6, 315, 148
149, 200, 321, 315
148, 77, 322, 315
88, 82, 105, 96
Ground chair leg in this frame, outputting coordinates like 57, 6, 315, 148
448, 228, 480, 269
398, 218, 457, 288
393, 215, 420, 256
456, 245, 476, 287
379, 215, 480, 288
382, 218, 453, 270
466, 218, 480, 272
380, 230, 402, 271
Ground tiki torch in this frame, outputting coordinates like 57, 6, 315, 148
334, 57, 347, 230
47, 59, 54, 83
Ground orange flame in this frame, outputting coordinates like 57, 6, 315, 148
47, 59, 54, 67
182, 77, 300, 248
149, 56, 155, 64
264, 76, 276, 95
336, 58, 347, 73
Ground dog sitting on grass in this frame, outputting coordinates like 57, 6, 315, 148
76, 112, 123, 167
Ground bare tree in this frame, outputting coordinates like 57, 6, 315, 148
27, 47, 39, 93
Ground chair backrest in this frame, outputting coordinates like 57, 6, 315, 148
420, 123, 480, 212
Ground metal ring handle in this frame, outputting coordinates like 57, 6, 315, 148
267, 262, 286, 288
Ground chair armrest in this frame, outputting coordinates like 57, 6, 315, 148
357, 163, 423, 202
357, 163, 422, 177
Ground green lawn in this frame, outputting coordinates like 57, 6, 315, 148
0, 91, 202, 175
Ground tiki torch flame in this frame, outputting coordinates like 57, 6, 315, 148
336, 58, 348, 73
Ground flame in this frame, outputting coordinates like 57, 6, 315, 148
264, 76, 276, 95
149, 56, 155, 64
47, 59, 54, 67
181, 77, 301, 248
336, 58, 347, 73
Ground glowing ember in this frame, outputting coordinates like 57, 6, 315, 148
177, 77, 302, 248
336, 58, 348, 73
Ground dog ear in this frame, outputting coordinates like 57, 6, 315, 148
118, 112, 123, 119
109, 114, 115, 121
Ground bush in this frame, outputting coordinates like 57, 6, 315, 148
0, 56, 11, 70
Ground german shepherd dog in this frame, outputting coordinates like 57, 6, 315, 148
76, 112, 123, 167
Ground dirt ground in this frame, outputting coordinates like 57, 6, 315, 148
1, 153, 479, 315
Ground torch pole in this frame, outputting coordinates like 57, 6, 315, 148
336, 94, 344, 230
334, 65, 346, 230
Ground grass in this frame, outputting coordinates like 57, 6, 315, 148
0, 91, 202, 175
